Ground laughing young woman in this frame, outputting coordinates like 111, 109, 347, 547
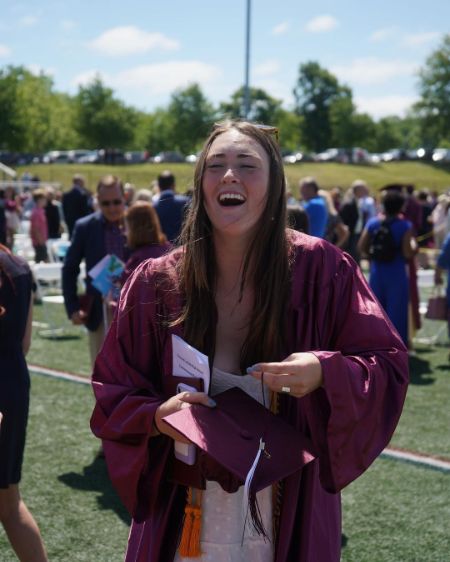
91, 120, 409, 562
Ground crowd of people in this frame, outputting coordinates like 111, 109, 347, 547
287, 177, 450, 348
0, 122, 449, 561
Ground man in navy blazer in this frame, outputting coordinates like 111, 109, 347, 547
62, 175, 128, 365
62, 174, 93, 238
153, 171, 189, 243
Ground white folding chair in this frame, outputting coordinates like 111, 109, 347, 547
32, 262, 63, 295
47, 239, 71, 263
31, 262, 71, 338
12, 233, 35, 262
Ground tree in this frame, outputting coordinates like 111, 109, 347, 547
144, 109, 174, 155
219, 86, 282, 124
0, 66, 26, 150
274, 110, 303, 152
0, 65, 77, 152
75, 76, 136, 149
165, 84, 216, 154
329, 96, 358, 148
48, 93, 82, 149
415, 34, 450, 144
293, 62, 352, 152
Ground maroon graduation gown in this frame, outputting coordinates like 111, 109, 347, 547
90, 231, 409, 562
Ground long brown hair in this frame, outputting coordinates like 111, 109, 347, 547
125, 202, 167, 249
175, 120, 292, 372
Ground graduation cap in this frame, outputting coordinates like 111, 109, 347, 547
380, 183, 406, 193
162, 386, 316, 539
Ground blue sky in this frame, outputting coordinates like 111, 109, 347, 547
1, 0, 448, 120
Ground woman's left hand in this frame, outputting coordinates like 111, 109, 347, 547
247, 352, 323, 398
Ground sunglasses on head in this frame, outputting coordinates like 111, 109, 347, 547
213, 121, 279, 142
100, 199, 123, 207
254, 123, 279, 142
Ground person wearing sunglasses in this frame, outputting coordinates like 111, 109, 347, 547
91, 121, 408, 562
62, 175, 129, 366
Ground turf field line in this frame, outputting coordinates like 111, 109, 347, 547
29, 364, 450, 472
381, 448, 450, 472
29, 364, 90, 385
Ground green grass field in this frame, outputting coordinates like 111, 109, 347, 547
16, 160, 450, 197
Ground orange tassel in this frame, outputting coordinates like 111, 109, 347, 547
178, 488, 202, 558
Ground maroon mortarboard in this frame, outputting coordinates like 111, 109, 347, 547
162, 387, 316, 535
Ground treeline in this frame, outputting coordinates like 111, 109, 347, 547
1, 35, 449, 156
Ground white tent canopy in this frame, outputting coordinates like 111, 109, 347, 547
0, 162, 17, 178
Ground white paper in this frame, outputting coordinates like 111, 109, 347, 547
171, 334, 210, 394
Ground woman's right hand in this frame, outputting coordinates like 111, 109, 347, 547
153, 392, 216, 442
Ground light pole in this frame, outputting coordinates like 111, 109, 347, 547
243, 0, 251, 118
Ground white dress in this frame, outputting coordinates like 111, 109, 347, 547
175, 367, 274, 562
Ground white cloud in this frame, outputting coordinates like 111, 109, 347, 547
331, 57, 418, 85
305, 15, 339, 33
71, 70, 107, 88
272, 22, 289, 36
254, 59, 280, 77
355, 95, 418, 119
369, 26, 398, 43
89, 26, 179, 56
401, 31, 441, 47
19, 15, 39, 27
72, 61, 221, 97
112, 61, 221, 94
253, 77, 291, 104
0, 44, 11, 57
26, 64, 55, 77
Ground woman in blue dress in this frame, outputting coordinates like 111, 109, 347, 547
358, 191, 417, 347
435, 232, 450, 341
0, 243, 48, 561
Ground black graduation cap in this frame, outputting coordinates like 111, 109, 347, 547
380, 183, 405, 192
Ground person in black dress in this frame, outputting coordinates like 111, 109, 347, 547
0, 244, 48, 561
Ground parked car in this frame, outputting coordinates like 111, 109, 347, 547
125, 151, 150, 164
185, 152, 201, 163
415, 147, 434, 161
283, 151, 308, 164
368, 153, 383, 164
97, 148, 126, 165
380, 148, 403, 162
283, 153, 299, 164
0, 152, 39, 166
315, 148, 350, 163
432, 148, 450, 163
151, 151, 185, 163
76, 150, 101, 164
351, 147, 370, 164
68, 149, 92, 163
42, 150, 71, 164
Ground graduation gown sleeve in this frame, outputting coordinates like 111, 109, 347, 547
292, 241, 409, 493
90, 257, 176, 518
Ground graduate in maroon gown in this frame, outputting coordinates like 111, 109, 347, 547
91, 121, 409, 562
